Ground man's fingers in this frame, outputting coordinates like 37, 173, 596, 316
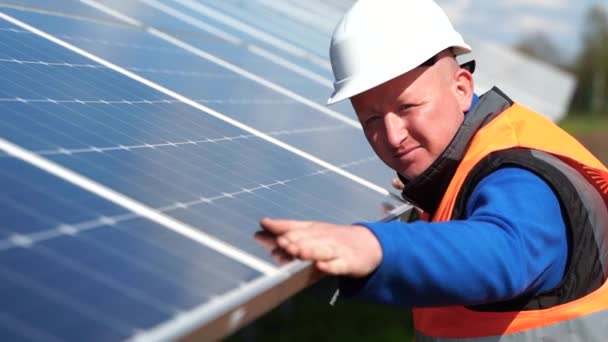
257, 220, 381, 278
271, 247, 294, 265
392, 177, 405, 190
276, 227, 328, 250
298, 240, 335, 261
259, 217, 316, 234
316, 258, 349, 275
254, 230, 278, 251
277, 229, 308, 246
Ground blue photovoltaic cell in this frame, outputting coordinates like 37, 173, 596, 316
9, 0, 336, 106
0, 0, 129, 25
193, 0, 331, 62
74, 0, 397, 182
0, 9, 399, 264
0, 3, 406, 340
0, 6, 399, 192
0, 157, 261, 341
102, 0, 334, 79
105, 7, 335, 105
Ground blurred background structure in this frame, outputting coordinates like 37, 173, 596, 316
0, 0, 605, 341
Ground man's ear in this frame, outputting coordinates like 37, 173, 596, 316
454, 68, 474, 112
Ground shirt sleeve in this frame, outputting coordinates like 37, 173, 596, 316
340, 167, 568, 307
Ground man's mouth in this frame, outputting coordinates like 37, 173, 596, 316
394, 146, 419, 159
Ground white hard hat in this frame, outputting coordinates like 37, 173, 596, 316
327, 0, 471, 105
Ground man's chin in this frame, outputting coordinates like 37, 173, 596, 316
396, 165, 425, 181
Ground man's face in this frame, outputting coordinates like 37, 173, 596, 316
351, 54, 472, 180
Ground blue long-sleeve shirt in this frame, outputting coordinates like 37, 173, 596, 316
344, 167, 568, 307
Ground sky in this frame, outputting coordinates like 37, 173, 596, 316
436, 0, 607, 64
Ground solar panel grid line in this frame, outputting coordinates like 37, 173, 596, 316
149, 26, 359, 126
0, 311, 64, 342
0, 72, 179, 149
0, 73, 266, 153
9, 123, 348, 157
132, 201, 412, 342
0, 11, 389, 196
246, 44, 333, 87
95, 220, 250, 287
137, 0, 333, 88
0, 55, 250, 79
0, 15, 373, 182
0, 1, 133, 29
0, 98, 381, 230
0, 57, 99, 68
0, 43, 275, 142
0, 155, 278, 340
0, 212, 138, 251
0, 102, 394, 294
256, 0, 336, 34
0, 20, 390, 200
280, 0, 342, 25
128, 261, 319, 342
20, 125, 348, 156
0, 161, 131, 226
18, 244, 183, 317
188, 0, 330, 60
0, 194, 252, 287
0, 144, 397, 340
0, 64, 383, 232
0, 96, 300, 105
0, 185, 203, 338
135, 0, 243, 45
0, 265, 136, 336
78, 0, 142, 27
78, 0, 362, 129
0, 75, 192, 153
1, 113, 341, 255
60, 33, 195, 56
169, 0, 332, 71
51, 224, 232, 309
0, 137, 280, 276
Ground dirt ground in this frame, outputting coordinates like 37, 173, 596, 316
575, 132, 608, 165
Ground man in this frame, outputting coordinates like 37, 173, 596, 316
259, 0, 608, 339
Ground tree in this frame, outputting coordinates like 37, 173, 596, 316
571, 4, 608, 115
514, 31, 565, 69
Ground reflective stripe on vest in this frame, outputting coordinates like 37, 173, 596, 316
413, 102, 608, 340
415, 307, 608, 341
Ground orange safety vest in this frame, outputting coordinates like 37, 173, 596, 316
413, 103, 608, 341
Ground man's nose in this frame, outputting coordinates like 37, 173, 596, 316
384, 113, 407, 148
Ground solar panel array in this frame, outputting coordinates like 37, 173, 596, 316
466, 38, 576, 122
0, 0, 410, 340
0, 0, 576, 341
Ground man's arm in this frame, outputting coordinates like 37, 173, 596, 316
260, 167, 568, 307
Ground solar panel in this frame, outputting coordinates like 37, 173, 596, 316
465, 38, 576, 122
0, 2, 406, 340
0, 154, 265, 340
4, 1, 399, 186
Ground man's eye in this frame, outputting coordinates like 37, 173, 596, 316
398, 104, 414, 112
365, 116, 380, 125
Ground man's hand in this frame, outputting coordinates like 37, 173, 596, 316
392, 177, 405, 190
258, 218, 383, 278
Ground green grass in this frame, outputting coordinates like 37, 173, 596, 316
226, 284, 413, 341
558, 113, 608, 134
559, 113, 608, 165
